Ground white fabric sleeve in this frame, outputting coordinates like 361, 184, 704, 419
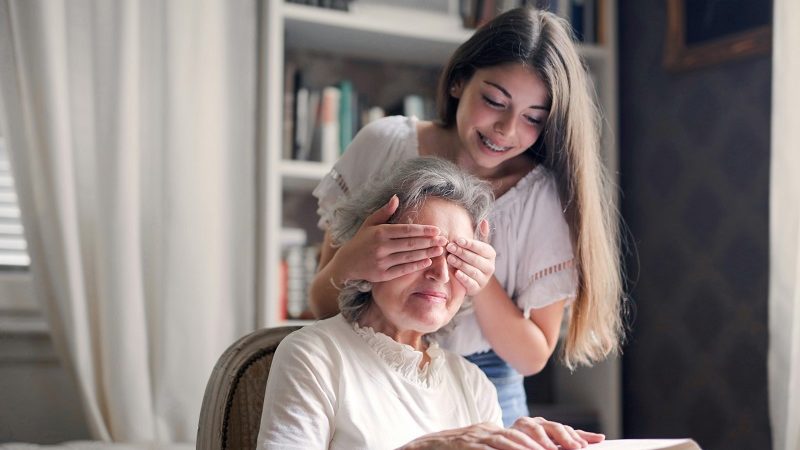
515, 175, 579, 318
256, 331, 338, 449
312, 116, 406, 230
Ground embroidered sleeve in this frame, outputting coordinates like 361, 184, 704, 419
516, 258, 578, 318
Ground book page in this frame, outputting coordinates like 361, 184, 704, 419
587, 439, 701, 450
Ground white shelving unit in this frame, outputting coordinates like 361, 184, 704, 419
258, 0, 619, 438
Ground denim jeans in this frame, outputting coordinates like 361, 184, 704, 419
465, 349, 529, 427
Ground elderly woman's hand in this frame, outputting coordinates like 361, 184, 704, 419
398, 418, 604, 450
511, 417, 605, 449
334, 195, 449, 283
444, 219, 497, 295
397, 422, 547, 450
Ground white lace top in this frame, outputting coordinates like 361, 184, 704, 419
257, 315, 502, 450
352, 321, 446, 389
313, 116, 579, 355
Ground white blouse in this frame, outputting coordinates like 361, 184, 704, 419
256, 315, 502, 450
313, 116, 578, 356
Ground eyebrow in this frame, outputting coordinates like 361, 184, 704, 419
483, 80, 550, 111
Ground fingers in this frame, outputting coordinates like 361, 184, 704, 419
513, 417, 596, 450
445, 237, 496, 293
454, 269, 482, 292
488, 428, 546, 450
381, 224, 441, 239
563, 425, 589, 448
380, 246, 444, 269
576, 429, 605, 444
446, 244, 494, 276
380, 258, 433, 281
382, 235, 448, 255
447, 237, 497, 261
511, 419, 558, 450
362, 194, 399, 227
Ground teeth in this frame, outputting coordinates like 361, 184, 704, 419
480, 133, 510, 152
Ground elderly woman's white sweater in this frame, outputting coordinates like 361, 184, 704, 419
256, 314, 502, 450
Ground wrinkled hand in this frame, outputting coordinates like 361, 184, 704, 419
510, 416, 605, 450
398, 422, 549, 450
445, 219, 496, 295
398, 418, 604, 450
334, 195, 448, 284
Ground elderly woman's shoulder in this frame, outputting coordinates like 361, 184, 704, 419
276, 315, 352, 353
280, 315, 344, 342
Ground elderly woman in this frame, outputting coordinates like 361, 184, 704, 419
257, 157, 603, 449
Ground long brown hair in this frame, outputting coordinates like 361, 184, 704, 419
437, 7, 625, 369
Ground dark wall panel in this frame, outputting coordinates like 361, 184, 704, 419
618, 2, 772, 449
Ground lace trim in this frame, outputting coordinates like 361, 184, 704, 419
528, 259, 575, 284
352, 322, 445, 389
330, 168, 349, 195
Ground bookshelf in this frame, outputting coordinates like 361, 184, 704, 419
258, 0, 619, 437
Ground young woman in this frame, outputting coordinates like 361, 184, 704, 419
309, 7, 624, 426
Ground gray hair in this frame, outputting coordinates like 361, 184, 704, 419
329, 157, 494, 323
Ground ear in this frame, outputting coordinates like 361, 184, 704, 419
479, 219, 490, 242
449, 81, 464, 99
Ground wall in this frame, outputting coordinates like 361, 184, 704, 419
0, 326, 90, 443
618, 2, 772, 449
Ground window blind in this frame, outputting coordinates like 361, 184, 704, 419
0, 139, 30, 268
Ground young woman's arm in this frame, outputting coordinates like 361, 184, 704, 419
445, 237, 563, 375
308, 231, 347, 319
472, 277, 565, 375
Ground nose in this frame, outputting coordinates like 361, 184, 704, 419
493, 111, 516, 136
425, 253, 450, 283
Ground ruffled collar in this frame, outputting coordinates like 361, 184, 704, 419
352, 321, 445, 389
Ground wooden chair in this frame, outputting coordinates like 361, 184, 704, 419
197, 325, 303, 450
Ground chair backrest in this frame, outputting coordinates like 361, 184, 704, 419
197, 325, 303, 450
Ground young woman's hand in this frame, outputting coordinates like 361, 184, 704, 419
445, 219, 497, 295
333, 195, 448, 284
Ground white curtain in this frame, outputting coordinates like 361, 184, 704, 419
0, 0, 257, 442
769, 1, 800, 450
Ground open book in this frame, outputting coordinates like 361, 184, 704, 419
588, 439, 701, 450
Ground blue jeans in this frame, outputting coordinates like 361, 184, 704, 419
465, 349, 528, 427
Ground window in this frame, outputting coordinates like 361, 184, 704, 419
0, 134, 37, 318
0, 138, 30, 268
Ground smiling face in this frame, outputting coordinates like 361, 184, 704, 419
451, 63, 550, 175
365, 197, 474, 340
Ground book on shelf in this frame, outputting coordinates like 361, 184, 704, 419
461, 0, 517, 28
339, 80, 355, 154
319, 86, 341, 164
556, 0, 606, 44
280, 228, 311, 321
294, 87, 321, 162
279, 227, 322, 321
284, 67, 402, 162
566, 0, 603, 43
386, 94, 436, 120
283, 61, 298, 161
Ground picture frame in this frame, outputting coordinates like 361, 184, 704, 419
663, 0, 772, 71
